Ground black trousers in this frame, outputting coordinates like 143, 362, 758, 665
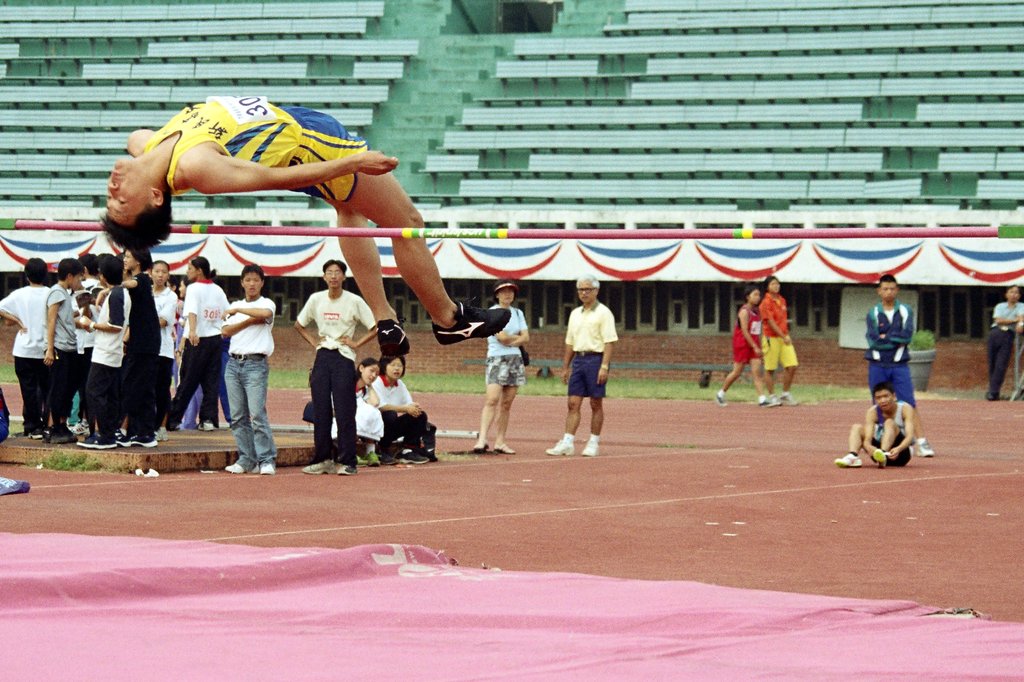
987, 328, 1016, 397
14, 356, 49, 433
380, 410, 428, 452
167, 335, 222, 428
47, 348, 88, 427
122, 352, 158, 437
87, 363, 122, 438
309, 349, 357, 467
154, 355, 174, 428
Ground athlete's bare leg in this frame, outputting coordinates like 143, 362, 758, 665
337, 173, 458, 328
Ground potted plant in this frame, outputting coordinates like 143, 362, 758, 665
908, 329, 936, 392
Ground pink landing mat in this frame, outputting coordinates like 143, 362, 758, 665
2, 533, 1023, 681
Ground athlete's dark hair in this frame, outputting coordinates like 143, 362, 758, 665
358, 357, 379, 370
878, 273, 898, 286
98, 253, 124, 286
127, 247, 153, 272
24, 257, 48, 284
872, 381, 896, 396
762, 275, 780, 290
100, 190, 173, 251
241, 264, 266, 281
56, 257, 84, 281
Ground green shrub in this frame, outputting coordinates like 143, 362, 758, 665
910, 329, 936, 351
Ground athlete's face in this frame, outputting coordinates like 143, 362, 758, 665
873, 389, 896, 411
767, 278, 781, 294
106, 157, 156, 226
1006, 286, 1021, 304
746, 289, 762, 306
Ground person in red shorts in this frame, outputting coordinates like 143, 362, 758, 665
715, 283, 772, 407
760, 275, 799, 406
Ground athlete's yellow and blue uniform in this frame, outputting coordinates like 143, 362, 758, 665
143, 96, 369, 202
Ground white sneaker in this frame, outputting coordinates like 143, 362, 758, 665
155, 427, 168, 442
302, 461, 337, 475
259, 462, 276, 475
834, 453, 863, 468
199, 421, 216, 431
225, 463, 255, 474
871, 449, 887, 468
780, 393, 799, 406
766, 395, 782, 407
715, 391, 727, 407
545, 441, 574, 456
69, 422, 89, 436
916, 438, 935, 457
581, 443, 599, 457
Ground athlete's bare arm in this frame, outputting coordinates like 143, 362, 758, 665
176, 145, 399, 195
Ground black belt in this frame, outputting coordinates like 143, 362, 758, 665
575, 351, 603, 357
230, 353, 267, 361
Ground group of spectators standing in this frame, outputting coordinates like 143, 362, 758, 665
0, 252, 281, 473
0, 251, 179, 450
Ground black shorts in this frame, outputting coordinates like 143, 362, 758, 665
870, 438, 912, 467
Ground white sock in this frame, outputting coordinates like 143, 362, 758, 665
717, 389, 726, 398
562, 434, 574, 445
759, 395, 767, 403
781, 391, 791, 398
365, 443, 376, 455
588, 434, 600, 446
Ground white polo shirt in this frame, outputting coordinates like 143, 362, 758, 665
226, 296, 276, 357
182, 280, 228, 338
296, 289, 374, 362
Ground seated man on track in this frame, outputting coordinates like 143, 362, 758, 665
835, 381, 917, 469
101, 96, 509, 355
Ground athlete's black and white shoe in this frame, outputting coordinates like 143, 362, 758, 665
432, 301, 511, 345
377, 318, 410, 356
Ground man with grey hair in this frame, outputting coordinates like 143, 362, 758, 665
546, 274, 618, 457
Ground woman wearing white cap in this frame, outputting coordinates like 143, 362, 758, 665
472, 280, 529, 454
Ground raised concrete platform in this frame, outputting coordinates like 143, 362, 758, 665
0, 428, 315, 474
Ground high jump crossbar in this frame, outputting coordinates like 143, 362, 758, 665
4, 219, 1023, 240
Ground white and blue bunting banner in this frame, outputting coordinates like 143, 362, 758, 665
2, 232, 1022, 285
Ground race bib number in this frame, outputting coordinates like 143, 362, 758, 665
207, 96, 275, 125
750, 321, 762, 336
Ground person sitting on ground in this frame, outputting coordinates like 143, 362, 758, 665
716, 283, 773, 408
372, 355, 432, 465
835, 381, 917, 469
354, 357, 386, 466
99, 96, 509, 355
